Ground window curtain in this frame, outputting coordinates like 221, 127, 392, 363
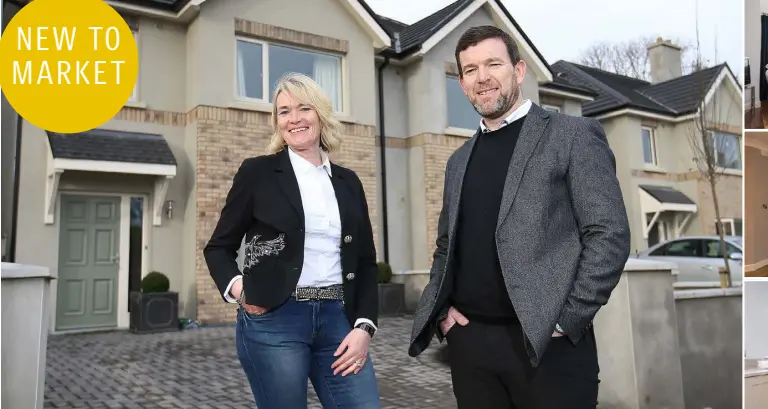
313, 55, 341, 111
237, 46, 247, 97
709, 131, 741, 169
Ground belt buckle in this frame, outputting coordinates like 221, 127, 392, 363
294, 288, 311, 302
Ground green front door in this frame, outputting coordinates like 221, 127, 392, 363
56, 195, 121, 330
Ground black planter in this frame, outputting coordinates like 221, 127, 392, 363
129, 291, 179, 333
378, 282, 405, 316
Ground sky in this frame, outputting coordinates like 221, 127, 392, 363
365, 0, 744, 81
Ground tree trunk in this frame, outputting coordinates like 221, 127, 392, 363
709, 175, 731, 287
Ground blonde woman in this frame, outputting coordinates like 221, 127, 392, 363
204, 72, 382, 408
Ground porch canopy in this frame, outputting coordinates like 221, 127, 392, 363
45, 129, 177, 226
638, 184, 697, 239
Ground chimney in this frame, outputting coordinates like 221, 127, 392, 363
647, 36, 682, 83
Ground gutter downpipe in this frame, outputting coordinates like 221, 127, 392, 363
377, 55, 390, 263
2, 0, 23, 263
9, 113, 21, 262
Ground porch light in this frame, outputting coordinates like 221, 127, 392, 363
165, 200, 174, 220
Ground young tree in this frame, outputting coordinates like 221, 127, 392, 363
685, 18, 741, 287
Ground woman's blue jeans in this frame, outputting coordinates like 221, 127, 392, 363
235, 297, 382, 409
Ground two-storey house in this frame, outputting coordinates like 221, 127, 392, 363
1, 0, 741, 329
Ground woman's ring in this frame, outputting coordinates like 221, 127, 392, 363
355, 360, 362, 367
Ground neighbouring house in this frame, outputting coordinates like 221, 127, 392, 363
0, 0, 742, 330
551, 46, 743, 254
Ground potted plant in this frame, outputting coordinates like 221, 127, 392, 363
377, 261, 405, 316
129, 271, 179, 334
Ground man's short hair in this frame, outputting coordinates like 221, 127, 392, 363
454, 25, 522, 77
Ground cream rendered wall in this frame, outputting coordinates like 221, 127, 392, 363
374, 65, 414, 272
563, 99, 583, 116
703, 79, 745, 129
134, 18, 188, 113
188, 0, 377, 126
600, 116, 650, 252
11, 13, 193, 327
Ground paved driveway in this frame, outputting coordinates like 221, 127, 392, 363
44, 315, 457, 409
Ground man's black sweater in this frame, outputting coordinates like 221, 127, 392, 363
449, 116, 526, 323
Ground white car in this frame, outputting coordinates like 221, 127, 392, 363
635, 235, 743, 288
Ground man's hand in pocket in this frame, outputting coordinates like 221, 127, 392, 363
439, 306, 469, 335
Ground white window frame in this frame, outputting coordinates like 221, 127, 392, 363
129, 29, 138, 102
707, 131, 742, 170
542, 104, 561, 112
715, 218, 741, 236
641, 126, 657, 166
234, 36, 346, 114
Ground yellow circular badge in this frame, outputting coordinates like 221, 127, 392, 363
0, 0, 139, 134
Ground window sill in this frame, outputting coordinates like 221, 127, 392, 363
124, 100, 147, 109
229, 100, 272, 113
228, 100, 355, 123
641, 165, 667, 174
720, 168, 743, 177
335, 114, 357, 124
444, 127, 476, 138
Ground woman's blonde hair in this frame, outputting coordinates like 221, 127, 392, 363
266, 72, 343, 154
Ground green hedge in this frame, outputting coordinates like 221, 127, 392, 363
141, 271, 170, 293
377, 261, 392, 284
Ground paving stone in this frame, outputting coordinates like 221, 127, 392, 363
44, 315, 457, 409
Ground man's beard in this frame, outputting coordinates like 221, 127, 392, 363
471, 84, 520, 120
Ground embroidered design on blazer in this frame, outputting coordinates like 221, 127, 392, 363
243, 233, 286, 269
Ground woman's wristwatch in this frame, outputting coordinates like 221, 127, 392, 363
355, 323, 376, 338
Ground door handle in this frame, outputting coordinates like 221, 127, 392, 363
111, 252, 120, 264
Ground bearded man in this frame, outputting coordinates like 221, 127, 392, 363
407, 25, 631, 409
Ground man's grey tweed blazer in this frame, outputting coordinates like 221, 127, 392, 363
408, 103, 631, 367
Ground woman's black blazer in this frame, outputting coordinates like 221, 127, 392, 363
203, 148, 379, 328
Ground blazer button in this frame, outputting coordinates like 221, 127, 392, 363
344, 235, 352, 243
346, 273, 355, 280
